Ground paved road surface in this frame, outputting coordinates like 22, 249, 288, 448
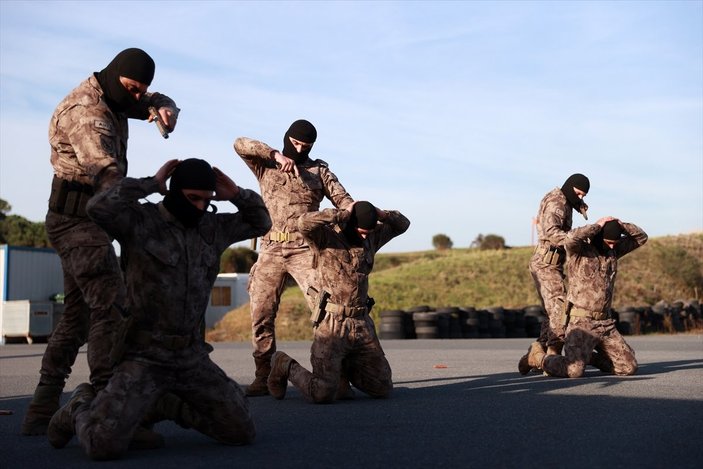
1, 335, 702, 468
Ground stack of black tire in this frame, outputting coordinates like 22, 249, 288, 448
377, 299, 701, 340
378, 304, 545, 340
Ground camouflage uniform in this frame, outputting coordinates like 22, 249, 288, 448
233, 137, 353, 384
22, 75, 178, 435
283, 207, 410, 403
68, 175, 270, 459
541, 222, 647, 378
529, 188, 576, 349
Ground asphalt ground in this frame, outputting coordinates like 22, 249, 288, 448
1, 335, 702, 468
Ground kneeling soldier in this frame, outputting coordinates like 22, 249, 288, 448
47, 158, 271, 460
267, 201, 410, 403
526, 217, 647, 378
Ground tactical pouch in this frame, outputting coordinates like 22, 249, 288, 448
48, 176, 94, 217
541, 247, 565, 266
307, 286, 330, 327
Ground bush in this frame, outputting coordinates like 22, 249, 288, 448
432, 233, 453, 250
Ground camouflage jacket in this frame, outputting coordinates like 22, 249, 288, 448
233, 137, 353, 246
565, 222, 648, 314
86, 176, 271, 359
298, 208, 410, 308
534, 188, 576, 249
49, 75, 179, 188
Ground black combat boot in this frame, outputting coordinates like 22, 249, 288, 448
21, 382, 64, 436
47, 383, 95, 449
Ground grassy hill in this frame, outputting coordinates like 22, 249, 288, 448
206, 232, 703, 342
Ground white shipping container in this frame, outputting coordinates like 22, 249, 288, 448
1, 300, 55, 343
1, 245, 64, 344
206, 273, 250, 329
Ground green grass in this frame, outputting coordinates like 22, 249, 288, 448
206, 233, 703, 342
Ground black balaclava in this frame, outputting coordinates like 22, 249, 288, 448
343, 201, 378, 246
95, 48, 155, 113
561, 173, 590, 209
593, 220, 624, 253
602, 220, 624, 241
163, 159, 216, 228
282, 119, 317, 163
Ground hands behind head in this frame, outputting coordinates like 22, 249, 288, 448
345, 201, 388, 220
213, 167, 240, 201
596, 216, 619, 227
155, 160, 240, 200
155, 159, 180, 194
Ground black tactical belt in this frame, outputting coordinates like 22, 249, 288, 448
48, 175, 94, 217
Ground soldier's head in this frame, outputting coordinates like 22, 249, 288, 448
343, 201, 379, 245
561, 173, 590, 209
601, 219, 624, 251
163, 158, 216, 227
96, 48, 155, 113
282, 119, 317, 163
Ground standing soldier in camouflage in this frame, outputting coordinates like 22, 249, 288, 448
22, 48, 180, 436
47, 158, 270, 460
267, 201, 410, 403
525, 217, 647, 378
233, 120, 354, 396
518, 174, 590, 374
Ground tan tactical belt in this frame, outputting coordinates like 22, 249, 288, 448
324, 302, 368, 318
268, 231, 302, 242
128, 330, 193, 350
570, 307, 610, 321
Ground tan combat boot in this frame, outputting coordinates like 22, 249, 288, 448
527, 342, 546, 370
47, 383, 95, 449
267, 352, 295, 400
518, 342, 544, 375
21, 383, 64, 435
245, 358, 271, 397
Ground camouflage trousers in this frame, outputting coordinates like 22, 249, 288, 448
542, 317, 638, 378
529, 257, 566, 349
74, 355, 255, 460
248, 245, 317, 368
288, 313, 392, 403
40, 212, 125, 390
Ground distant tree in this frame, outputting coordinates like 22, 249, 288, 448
432, 233, 453, 250
479, 234, 506, 250
220, 246, 258, 273
0, 215, 50, 247
0, 199, 49, 247
0, 198, 10, 220
470, 234, 484, 249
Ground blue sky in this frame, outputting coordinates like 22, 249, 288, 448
1, 0, 701, 252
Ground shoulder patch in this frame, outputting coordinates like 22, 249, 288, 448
314, 158, 329, 168
94, 120, 114, 132
554, 208, 564, 218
